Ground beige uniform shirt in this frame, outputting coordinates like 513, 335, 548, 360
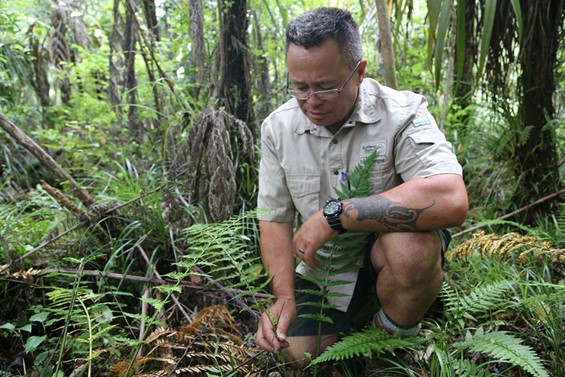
257, 78, 463, 311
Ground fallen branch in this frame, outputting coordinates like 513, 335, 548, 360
5, 267, 271, 302
0, 190, 152, 273
40, 180, 93, 221
453, 188, 565, 238
0, 113, 95, 207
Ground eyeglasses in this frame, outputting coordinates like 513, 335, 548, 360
287, 60, 362, 101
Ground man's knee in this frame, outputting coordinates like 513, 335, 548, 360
372, 232, 442, 282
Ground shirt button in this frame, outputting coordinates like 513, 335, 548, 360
332, 139, 338, 144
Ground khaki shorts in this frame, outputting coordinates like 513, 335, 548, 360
287, 229, 451, 337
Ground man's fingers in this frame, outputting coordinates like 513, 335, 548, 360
294, 247, 319, 268
256, 312, 286, 352
304, 251, 318, 269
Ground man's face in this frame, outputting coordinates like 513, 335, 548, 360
286, 39, 366, 133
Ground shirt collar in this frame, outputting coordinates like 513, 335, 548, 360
350, 80, 382, 125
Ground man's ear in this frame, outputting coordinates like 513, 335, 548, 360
357, 60, 368, 83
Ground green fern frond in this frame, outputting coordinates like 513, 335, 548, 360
297, 152, 378, 329
335, 151, 378, 199
299, 313, 334, 324
459, 280, 513, 314
310, 327, 423, 365
299, 300, 337, 311
442, 279, 514, 321
517, 282, 565, 325
453, 329, 550, 377
176, 210, 266, 305
451, 359, 495, 376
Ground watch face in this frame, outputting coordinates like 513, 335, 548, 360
324, 200, 341, 215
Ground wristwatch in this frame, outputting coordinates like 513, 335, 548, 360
323, 198, 347, 233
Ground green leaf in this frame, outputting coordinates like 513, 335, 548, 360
30, 312, 49, 323
19, 323, 32, 333
141, 297, 165, 311
477, 0, 497, 82
0, 323, 16, 332
155, 284, 182, 294
509, 0, 523, 41
454, 330, 550, 377
24, 335, 46, 353
433, 0, 452, 90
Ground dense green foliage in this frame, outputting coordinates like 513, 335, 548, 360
0, 0, 563, 376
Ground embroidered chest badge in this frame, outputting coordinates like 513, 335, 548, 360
412, 109, 432, 128
360, 141, 386, 165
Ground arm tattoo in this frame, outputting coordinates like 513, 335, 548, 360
343, 196, 435, 231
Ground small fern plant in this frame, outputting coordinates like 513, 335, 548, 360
173, 210, 269, 314
431, 279, 552, 377
296, 152, 378, 353
36, 258, 123, 377
453, 328, 550, 377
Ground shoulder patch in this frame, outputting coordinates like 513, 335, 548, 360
412, 109, 432, 128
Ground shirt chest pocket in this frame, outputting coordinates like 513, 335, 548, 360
286, 171, 321, 219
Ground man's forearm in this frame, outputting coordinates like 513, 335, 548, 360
342, 175, 468, 232
259, 221, 296, 300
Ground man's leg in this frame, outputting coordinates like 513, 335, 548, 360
282, 334, 339, 366
371, 231, 443, 331
282, 267, 375, 365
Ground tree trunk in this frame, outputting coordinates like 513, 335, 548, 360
218, 0, 255, 129
142, 0, 160, 42
124, 2, 140, 141
49, 3, 72, 105
109, 0, 124, 114
189, 0, 205, 100
513, 0, 563, 223
454, 0, 475, 107
375, 0, 397, 89
216, 0, 258, 211
28, 32, 50, 108
251, 10, 272, 121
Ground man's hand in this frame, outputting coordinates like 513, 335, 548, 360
256, 298, 296, 353
292, 211, 337, 269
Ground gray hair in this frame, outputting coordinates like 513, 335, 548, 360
285, 7, 363, 68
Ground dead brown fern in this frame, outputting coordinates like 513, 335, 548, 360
447, 230, 565, 279
110, 305, 263, 377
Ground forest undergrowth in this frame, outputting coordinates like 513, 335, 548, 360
1, 0, 564, 375
0, 159, 564, 376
